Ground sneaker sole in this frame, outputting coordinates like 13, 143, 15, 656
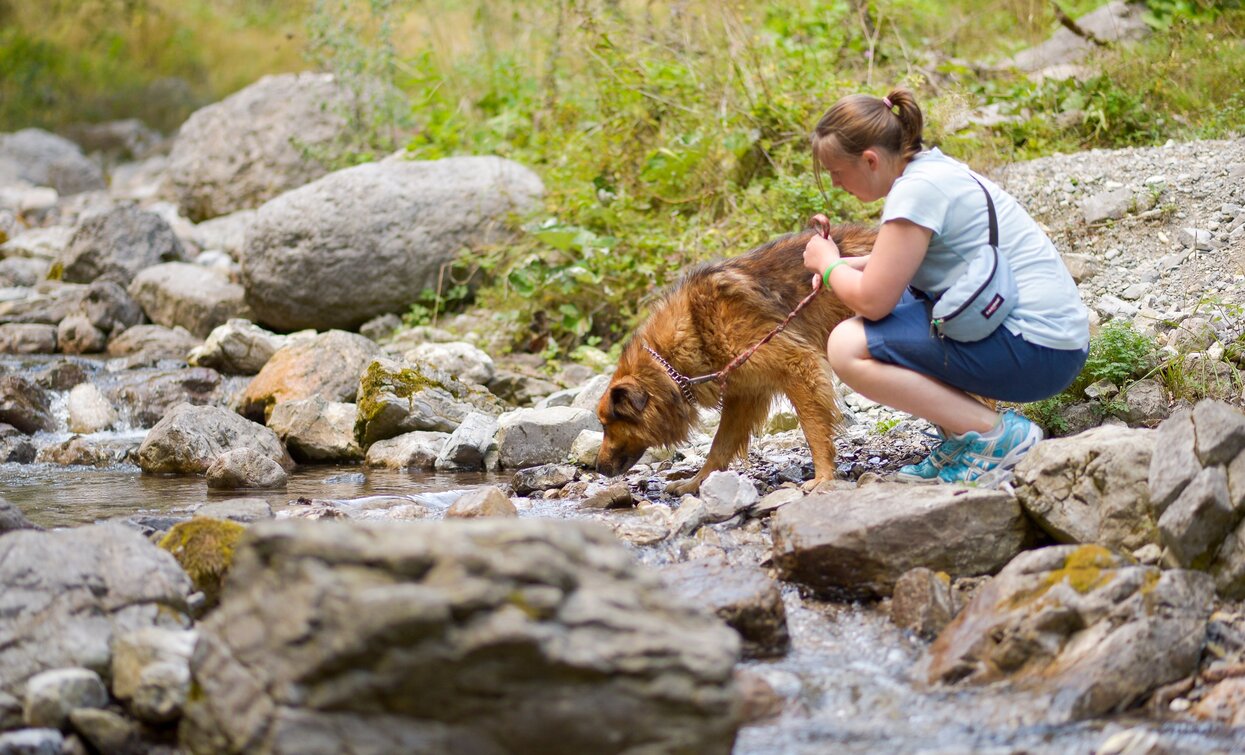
893, 470, 943, 484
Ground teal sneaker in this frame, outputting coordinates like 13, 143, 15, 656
895, 430, 968, 483
937, 410, 1043, 484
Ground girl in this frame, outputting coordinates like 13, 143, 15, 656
803, 88, 1089, 483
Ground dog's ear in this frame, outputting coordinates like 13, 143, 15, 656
608, 381, 649, 422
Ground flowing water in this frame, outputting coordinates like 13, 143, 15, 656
4, 356, 1245, 754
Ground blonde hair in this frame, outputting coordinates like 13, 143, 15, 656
811, 88, 924, 196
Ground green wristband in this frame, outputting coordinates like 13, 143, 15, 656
821, 259, 848, 287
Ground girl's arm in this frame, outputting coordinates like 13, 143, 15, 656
804, 219, 932, 320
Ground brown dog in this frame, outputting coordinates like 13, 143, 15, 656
596, 225, 877, 495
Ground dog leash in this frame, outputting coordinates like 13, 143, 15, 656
643, 223, 830, 409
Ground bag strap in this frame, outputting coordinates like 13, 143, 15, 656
970, 174, 999, 248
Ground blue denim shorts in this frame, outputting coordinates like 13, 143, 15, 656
862, 292, 1087, 403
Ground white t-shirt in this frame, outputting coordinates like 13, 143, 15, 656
881, 148, 1090, 351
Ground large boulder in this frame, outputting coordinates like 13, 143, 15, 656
167, 73, 357, 222
0, 129, 105, 195
495, 406, 601, 469
927, 545, 1213, 722
267, 397, 363, 463
237, 330, 380, 421
241, 156, 543, 331
0, 524, 193, 699
187, 319, 287, 375
1012, 425, 1158, 551
136, 403, 293, 474
58, 205, 186, 286
101, 367, 224, 428
658, 559, 789, 659
771, 483, 1030, 599
179, 519, 741, 755
0, 375, 55, 434
354, 357, 504, 447
128, 262, 253, 338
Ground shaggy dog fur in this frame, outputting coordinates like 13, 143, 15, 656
596, 225, 877, 495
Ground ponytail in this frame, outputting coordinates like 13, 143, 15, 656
811, 87, 924, 189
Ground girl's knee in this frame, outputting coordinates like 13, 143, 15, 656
827, 318, 868, 373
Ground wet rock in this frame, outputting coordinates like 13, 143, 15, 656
67, 708, 144, 755
732, 670, 785, 724
194, 498, 273, 523
105, 324, 201, 361
102, 367, 223, 428
187, 319, 287, 375
0, 128, 104, 195
771, 482, 1029, 599
434, 412, 499, 471
1148, 408, 1201, 514
496, 406, 600, 469
79, 280, 145, 337
0, 728, 64, 754
0, 375, 54, 434
237, 330, 380, 422
0, 324, 56, 354
22, 668, 107, 729
179, 519, 740, 755
1013, 426, 1158, 551
0, 496, 40, 534
890, 567, 956, 640
241, 156, 543, 331
128, 262, 252, 338
0, 424, 35, 464
444, 487, 517, 519
67, 383, 117, 434
59, 206, 185, 286
37, 435, 138, 468
28, 359, 88, 391
404, 341, 494, 386
659, 559, 789, 659
0, 524, 192, 699
568, 429, 603, 467
206, 448, 289, 490
267, 396, 362, 463
512, 464, 578, 495
168, 73, 359, 222
111, 628, 195, 724
605, 502, 673, 546
364, 431, 450, 470
699, 471, 759, 517
55, 315, 106, 354
137, 403, 293, 474
1191, 677, 1245, 726
927, 545, 1213, 722
581, 484, 633, 510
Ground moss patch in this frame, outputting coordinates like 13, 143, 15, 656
1006, 545, 1118, 610
159, 518, 246, 609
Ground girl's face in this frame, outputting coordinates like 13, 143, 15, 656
818, 145, 903, 203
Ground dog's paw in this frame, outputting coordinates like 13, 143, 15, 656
801, 477, 838, 493
665, 478, 701, 497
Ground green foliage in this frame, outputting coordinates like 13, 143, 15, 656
1078, 320, 1158, 392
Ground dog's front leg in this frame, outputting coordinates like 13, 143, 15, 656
666, 392, 768, 496
781, 361, 842, 491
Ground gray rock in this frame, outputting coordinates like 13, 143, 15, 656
0, 324, 56, 355
659, 559, 789, 659
580, 484, 634, 510
0, 690, 19, 730
179, 519, 740, 755
36, 435, 138, 468
1081, 187, 1136, 224
1193, 399, 1245, 467
241, 156, 542, 331
354, 358, 502, 446
0, 425, 35, 464
434, 412, 498, 471
64, 118, 161, 161
1008, 1, 1150, 72
22, 668, 107, 729
237, 330, 381, 422
267, 397, 363, 463
0, 376, 54, 434
771, 482, 1029, 599
79, 280, 144, 337
1013, 426, 1158, 551
444, 487, 517, 519
101, 367, 223, 429
0, 524, 192, 699
206, 448, 289, 490
890, 567, 956, 640
0, 257, 47, 287
489, 370, 561, 407
66, 708, 142, 755
698, 470, 760, 519
496, 406, 600, 468
195, 498, 273, 523
928, 545, 1212, 722
1158, 466, 1235, 569
404, 341, 495, 386
55, 315, 106, 355
128, 262, 252, 338
364, 431, 450, 469
137, 403, 293, 474
1119, 378, 1169, 426
188, 209, 256, 261
359, 313, 402, 343
1177, 227, 1214, 251
569, 374, 612, 412
168, 73, 359, 221
0, 728, 63, 755
0, 283, 88, 327
111, 628, 195, 724
0, 496, 40, 534
187, 318, 286, 375
568, 428, 603, 467
0, 128, 104, 195
512, 464, 578, 495
105, 324, 201, 361
60, 206, 185, 286
1149, 408, 1201, 515
1060, 253, 1099, 283
66, 383, 117, 434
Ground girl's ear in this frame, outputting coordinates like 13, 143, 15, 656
861, 148, 881, 171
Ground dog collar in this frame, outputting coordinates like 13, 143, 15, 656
642, 344, 720, 405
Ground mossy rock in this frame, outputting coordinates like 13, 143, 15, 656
353, 358, 503, 446
158, 518, 247, 608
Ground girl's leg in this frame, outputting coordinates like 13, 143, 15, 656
826, 317, 997, 435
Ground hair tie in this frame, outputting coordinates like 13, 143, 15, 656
882, 96, 894, 110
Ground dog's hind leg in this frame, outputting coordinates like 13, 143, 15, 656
780, 357, 842, 490
665, 390, 770, 496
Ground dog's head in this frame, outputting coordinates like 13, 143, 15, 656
595, 347, 695, 477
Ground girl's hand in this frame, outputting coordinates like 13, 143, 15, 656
803, 234, 841, 278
